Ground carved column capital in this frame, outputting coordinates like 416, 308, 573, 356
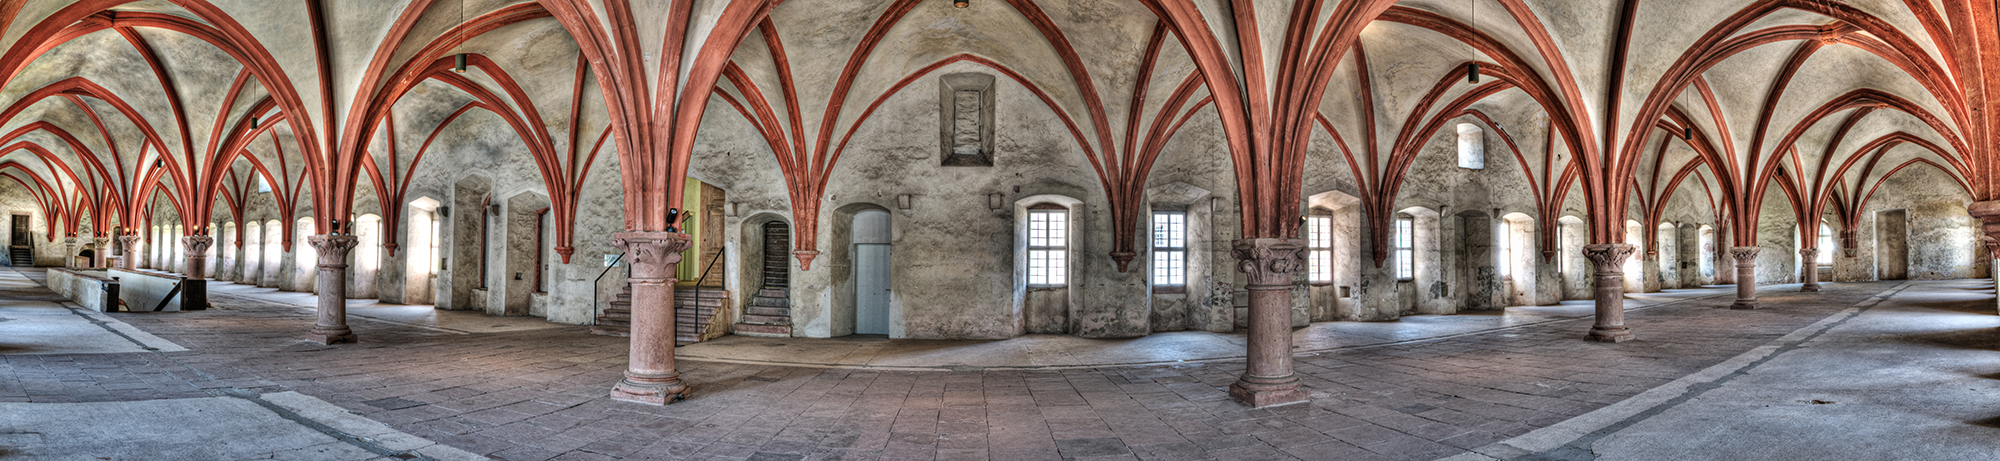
181, 235, 213, 254
1729, 246, 1762, 264
1797, 247, 1818, 259
115, 235, 141, 247
1840, 230, 1858, 257
308, 235, 359, 268
63, 237, 77, 245
1581, 243, 1635, 275
1231, 238, 1307, 287
614, 231, 692, 282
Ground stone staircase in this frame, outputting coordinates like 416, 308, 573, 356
731, 223, 793, 337
590, 285, 731, 345
733, 288, 792, 336
7, 245, 30, 266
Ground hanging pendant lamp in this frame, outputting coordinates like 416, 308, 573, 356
1467, 0, 1479, 84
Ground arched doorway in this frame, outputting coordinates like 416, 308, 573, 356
1454, 210, 1494, 311
850, 207, 892, 336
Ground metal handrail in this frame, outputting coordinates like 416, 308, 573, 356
686, 251, 724, 339
589, 253, 625, 325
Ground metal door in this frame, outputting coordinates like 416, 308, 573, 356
855, 243, 891, 335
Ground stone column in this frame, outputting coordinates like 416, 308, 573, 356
1798, 248, 1821, 292
1966, 201, 2000, 313
92, 237, 109, 268
610, 231, 695, 405
1583, 244, 1636, 343
62, 237, 77, 268
306, 235, 359, 344
1730, 246, 1761, 309
1227, 238, 1309, 408
116, 235, 141, 270
181, 236, 212, 279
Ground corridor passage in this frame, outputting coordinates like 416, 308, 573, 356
3, 268, 1998, 460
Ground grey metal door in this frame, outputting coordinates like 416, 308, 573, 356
855, 243, 891, 335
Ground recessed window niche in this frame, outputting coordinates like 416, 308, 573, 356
939, 72, 995, 166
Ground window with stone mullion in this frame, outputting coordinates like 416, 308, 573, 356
1394, 217, 1414, 280
1152, 211, 1186, 287
1307, 215, 1332, 283
1028, 208, 1067, 286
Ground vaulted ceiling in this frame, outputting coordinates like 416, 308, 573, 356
0, 0, 1984, 262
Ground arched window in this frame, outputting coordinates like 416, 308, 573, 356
263, 220, 281, 285
294, 217, 316, 286
1457, 123, 1485, 169
356, 214, 382, 273
1151, 210, 1186, 287
1624, 220, 1644, 287
1307, 213, 1333, 283
1394, 215, 1415, 280
1817, 222, 1834, 266
1026, 204, 1068, 286
1496, 219, 1513, 280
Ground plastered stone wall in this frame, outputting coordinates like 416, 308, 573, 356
0, 181, 67, 266
1833, 165, 1988, 282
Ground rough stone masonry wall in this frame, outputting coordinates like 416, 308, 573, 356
1833, 164, 1989, 282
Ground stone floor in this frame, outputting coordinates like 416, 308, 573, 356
3, 267, 1999, 460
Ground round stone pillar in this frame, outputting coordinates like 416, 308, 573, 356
1798, 248, 1821, 292
306, 235, 359, 344
63, 237, 77, 268
1227, 238, 1309, 408
181, 236, 213, 279
610, 231, 695, 405
115, 235, 142, 271
92, 237, 110, 268
1729, 246, 1762, 309
1583, 244, 1636, 343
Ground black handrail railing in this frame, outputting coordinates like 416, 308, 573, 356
590, 253, 625, 325
686, 251, 724, 339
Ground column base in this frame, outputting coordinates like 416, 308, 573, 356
1730, 299, 1761, 310
1588, 326, 1634, 343
610, 372, 692, 406
1800, 283, 1822, 292
305, 327, 356, 345
1228, 374, 1309, 408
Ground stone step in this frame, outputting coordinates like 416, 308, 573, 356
590, 326, 629, 337
757, 288, 788, 298
750, 296, 788, 308
675, 298, 724, 308
745, 306, 788, 316
741, 314, 790, 325
732, 323, 791, 336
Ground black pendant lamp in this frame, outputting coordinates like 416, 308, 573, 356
452, 0, 468, 73
1467, 0, 1479, 84
954, 0, 968, 7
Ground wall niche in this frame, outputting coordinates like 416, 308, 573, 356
938, 72, 996, 166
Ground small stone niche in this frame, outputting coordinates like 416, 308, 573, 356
939, 72, 996, 166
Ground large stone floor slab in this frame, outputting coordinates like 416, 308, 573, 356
8, 264, 2000, 460
0, 391, 483, 460
0, 269, 183, 355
